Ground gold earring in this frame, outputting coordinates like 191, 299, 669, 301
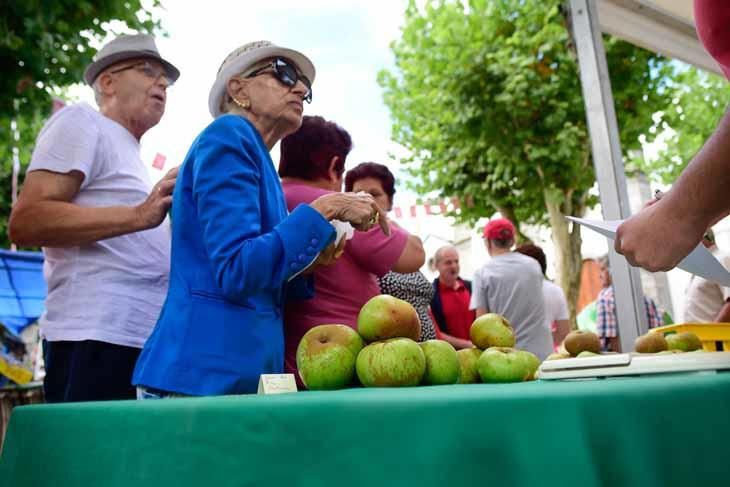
233, 98, 250, 109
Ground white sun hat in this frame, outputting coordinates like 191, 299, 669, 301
208, 40, 316, 118
83, 33, 180, 85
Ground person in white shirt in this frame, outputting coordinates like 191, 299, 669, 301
515, 243, 571, 351
8, 34, 180, 402
684, 229, 730, 323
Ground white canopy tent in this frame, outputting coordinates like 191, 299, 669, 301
598, 0, 722, 76
568, 0, 721, 351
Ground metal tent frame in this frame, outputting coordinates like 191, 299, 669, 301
568, 0, 722, 351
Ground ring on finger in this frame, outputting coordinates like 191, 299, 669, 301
368, 213, 378, 225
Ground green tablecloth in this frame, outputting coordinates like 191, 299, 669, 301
2, 372, 730, 486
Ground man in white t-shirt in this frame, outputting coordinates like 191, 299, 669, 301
515, 243, 570, 351
684, 230, 730, 323
470, 218, 553, 360
8, 34, 180, 402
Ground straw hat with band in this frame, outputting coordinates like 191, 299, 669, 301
83, 33, 180, 86
208, 40, 316, 119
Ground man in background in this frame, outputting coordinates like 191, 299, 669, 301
596, 255, 664, 351
470, 219, 553, 360
430, 245, 474, 349
515, 243, 571, 351
684, 229, 730, 322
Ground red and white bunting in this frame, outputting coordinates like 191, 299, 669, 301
392, 198, 462, 219
51, 98, 66, 114
152, 153, 167, 170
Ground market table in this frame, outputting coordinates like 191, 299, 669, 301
1, 372, 730, 487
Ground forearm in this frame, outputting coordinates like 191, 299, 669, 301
205, 205, 334, 303
553, 320, 571, 345
714, 300, 730, 323
392, 234, 425, 273
440, 332, 473, 350
662, 107, 730, 229
475, 307, 487, 318
9, 201, 145, 247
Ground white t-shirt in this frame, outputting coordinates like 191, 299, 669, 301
470, 252, 553, 360
543, 279, 569, 331
29, 103, 170, 348
684, 248, 730, 323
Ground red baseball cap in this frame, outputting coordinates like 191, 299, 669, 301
483, 218, 515, 240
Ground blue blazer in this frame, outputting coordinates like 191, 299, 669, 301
133, 115, 335, 396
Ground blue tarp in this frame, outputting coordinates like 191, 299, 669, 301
0, 250, 45, 336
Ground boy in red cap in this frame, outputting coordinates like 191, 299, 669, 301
470, 218, 553, 360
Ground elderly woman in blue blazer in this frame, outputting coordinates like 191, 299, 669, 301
133, 41, 385, 397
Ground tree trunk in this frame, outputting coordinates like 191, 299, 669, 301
544, 193, 583, 328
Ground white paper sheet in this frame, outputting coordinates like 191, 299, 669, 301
567, 216, 730, 287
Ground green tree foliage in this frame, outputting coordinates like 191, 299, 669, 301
378, 0, 675, 321
638, 68, 730, 184
0, 0, 163, 248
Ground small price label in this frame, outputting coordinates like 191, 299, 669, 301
257, 374, 298, 395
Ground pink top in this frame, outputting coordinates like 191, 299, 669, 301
282, 181, 408, 380
695, 0, 730, 79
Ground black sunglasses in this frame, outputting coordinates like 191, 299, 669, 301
247, 58, 312, 103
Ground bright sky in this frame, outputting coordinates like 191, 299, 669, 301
74, 0, 411, 185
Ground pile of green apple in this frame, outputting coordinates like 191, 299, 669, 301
456, 313, 540, 384
297, 294, 455, 390
296, 297, 542, 390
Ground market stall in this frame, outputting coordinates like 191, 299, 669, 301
1, 372, 729, 487
0, 249, 45, 449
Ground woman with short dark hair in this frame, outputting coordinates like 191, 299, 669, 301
280, 118, 426, 384
346, 162, 437, 342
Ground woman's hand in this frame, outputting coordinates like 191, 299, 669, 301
310, 192, 390, 235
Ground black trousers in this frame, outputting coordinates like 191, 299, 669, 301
43, 339, 141, 403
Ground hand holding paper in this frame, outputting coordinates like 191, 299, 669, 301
567, 216, 730, 287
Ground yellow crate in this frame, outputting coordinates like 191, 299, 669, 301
653, 323, 730, 352
0, 355, 33, 385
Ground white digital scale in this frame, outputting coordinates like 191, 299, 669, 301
537, 351, 730, 380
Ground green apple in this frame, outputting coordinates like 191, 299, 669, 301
296, 324, 364, 390
356, 338, 426, 387
477, 347, 531, 383
666, 332, 703, 352
563, 330, 601, 356
517, 350, 541, 381
577, 351, 599, 358
456, 348, 482, 384
419, 340, 459, 385
469, 313, 515, 349
357, 294, 421, 342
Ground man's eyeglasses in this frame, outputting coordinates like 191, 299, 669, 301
109, 61, 174, 86
246, 58, 312, 103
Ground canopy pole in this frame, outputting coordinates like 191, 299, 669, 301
10, 118, 20, 253
569, 0, 649, 351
